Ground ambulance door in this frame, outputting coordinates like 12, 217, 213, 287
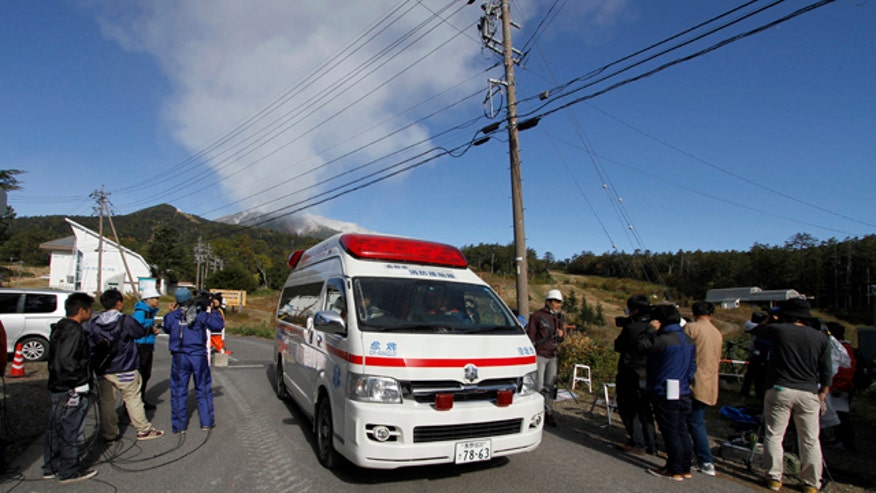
302, 277, 347, 401
277, 281, 322, 408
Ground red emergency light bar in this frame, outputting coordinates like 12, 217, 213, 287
339, 234, 467, 268
287, 250, 305, 269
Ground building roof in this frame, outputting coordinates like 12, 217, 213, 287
39, 235, 75, 252
705, 286, 805, 304
705, 287, 761, 303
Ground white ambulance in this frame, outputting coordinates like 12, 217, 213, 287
274, 233, 543, 469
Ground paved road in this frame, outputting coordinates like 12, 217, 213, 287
6, 335, 758, 492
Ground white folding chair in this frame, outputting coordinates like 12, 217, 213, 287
572, 364, 592, 393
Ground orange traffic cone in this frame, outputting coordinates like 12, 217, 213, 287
9, 342, 26, 378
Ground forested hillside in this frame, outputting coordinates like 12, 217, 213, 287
1, 204, 322, 290
462, 233, 876, 324
3, 204, 874, 323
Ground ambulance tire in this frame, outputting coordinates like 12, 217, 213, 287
316, 396, 341, 469
275, 357, 289, 400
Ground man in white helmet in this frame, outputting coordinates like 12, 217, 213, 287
526, 289, 575, 427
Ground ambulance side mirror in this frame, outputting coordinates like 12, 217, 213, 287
314, 310, 346, 335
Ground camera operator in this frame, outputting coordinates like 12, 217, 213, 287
613, 295, 657, 455
162, 288, 224, 433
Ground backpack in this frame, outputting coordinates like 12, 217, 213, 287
91, 315, 125, 375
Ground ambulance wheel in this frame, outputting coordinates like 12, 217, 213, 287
316, 397, 340, 469
275, 357, 288, 400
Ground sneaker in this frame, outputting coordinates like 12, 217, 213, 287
173, 429, 187, 434
58, 469, 97, 484
697, 462, 716, 476
766, 479, 782, 491
42, 472, 55, 480
682, 471, 693, 479
648, 467, 684, 481
201, 425, 215, 431
136, 428, 165, 441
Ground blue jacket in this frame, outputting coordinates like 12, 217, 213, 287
87, 310, 148, 375
640, 323, 697, 398
163, 304, 225, 355
132, 300, 159, 345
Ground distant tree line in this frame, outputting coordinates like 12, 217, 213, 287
565, 233, 876, 323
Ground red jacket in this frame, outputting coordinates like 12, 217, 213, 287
831, 341, 857, 392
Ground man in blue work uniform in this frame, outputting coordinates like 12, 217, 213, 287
163, 288, 224, 433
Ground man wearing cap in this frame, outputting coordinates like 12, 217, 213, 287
163, 288, 223, 433
132, 288, 161, 409
526, 289, 575, 427
760, 298, 831, 493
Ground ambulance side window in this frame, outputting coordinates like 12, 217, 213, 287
277, 282, 322, 326
325, 278, 347, 323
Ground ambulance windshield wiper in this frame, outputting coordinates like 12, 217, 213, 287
463, 325, 521, 334
368, 324, 454, 333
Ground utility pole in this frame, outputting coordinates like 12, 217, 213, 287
500, 0, 529, 318
91, 187, 107, 295
478, 0, 529, 317
90, 186, 139, 295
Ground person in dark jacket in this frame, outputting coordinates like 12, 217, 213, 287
88, 289, 164, 442
42, 292, 98, 484
613, 295, 657, 455
760, 298, 831, 493
526, 289, 574, 428
639, 304, 696, 481
163, 288, 224, 433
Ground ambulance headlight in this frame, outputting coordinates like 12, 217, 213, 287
348, 374, 402, 403
520, 371, 538, 396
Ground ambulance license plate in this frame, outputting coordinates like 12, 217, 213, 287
455, 439, 492, 464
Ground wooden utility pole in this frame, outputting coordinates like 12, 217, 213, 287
91, 186, 139, 295
94, 187, 106, 294
500, 0, 529, 318
476, 0, 530, 317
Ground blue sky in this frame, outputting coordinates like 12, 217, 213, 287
2, 1, 874, 261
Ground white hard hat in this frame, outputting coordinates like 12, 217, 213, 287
545, 289, 563, 302
141, 287, 161, 299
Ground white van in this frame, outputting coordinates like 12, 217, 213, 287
0, 288, 73, 361
274, 234, 543, 469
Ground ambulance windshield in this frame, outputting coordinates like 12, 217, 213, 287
353, 278, 523, 334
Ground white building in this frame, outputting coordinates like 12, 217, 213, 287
38, 218, 153, 295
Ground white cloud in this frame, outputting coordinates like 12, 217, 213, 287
88, 0, 623, 220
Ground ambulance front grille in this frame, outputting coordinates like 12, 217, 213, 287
404, 378, 519, 403
413, 418, 523, 443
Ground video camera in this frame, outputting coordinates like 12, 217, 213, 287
193, 290, 212, 312
614, 304, 652, 327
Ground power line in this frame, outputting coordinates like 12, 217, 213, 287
585, 102, 876, 230
117, 2, 475, 213
110, 0, 420, 195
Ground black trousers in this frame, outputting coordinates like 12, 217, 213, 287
651, 394, 692, 475
616, 373, 657, 452
137, 344, 154, 402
